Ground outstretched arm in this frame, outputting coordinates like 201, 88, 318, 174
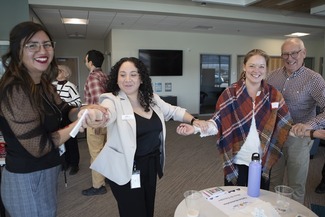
176, 123, 195, 136
78, 108, 109, 132
176, 119, 218, 137
290, 129, 325, 140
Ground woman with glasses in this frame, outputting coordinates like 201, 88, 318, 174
0, 21, 104, 217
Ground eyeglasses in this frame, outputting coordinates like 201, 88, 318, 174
24, 41, 56, 52
281, 49, 302, 59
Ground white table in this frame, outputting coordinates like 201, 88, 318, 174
174, 186, 317, 217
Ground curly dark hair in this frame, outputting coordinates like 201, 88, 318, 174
107, 57, 154, 112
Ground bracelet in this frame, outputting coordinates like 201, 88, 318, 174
310, 130, 315, 140
190, 117, 196, 125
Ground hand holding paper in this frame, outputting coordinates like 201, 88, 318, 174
70, 109, 89, 138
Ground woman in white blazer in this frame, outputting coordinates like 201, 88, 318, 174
80, 57, 207, 217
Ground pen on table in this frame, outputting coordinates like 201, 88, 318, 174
208, 191, 226, 200
227, 188, 240, 193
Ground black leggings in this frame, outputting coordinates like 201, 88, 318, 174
224, 164, 270, 190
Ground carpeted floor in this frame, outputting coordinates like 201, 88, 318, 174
311, 203, 325, 217
55, 120, 325, 217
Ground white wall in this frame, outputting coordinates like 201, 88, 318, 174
109, 29, 324, 114
54, 39, 106, 102
52, 30, 323, 114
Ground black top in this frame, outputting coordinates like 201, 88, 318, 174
134, 111, 162, 157
0, 85, 72, 173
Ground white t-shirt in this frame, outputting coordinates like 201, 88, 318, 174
233, 102, 261, 166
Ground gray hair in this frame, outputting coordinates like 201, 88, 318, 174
58, 65, 72, 79
281, 37, 305, 51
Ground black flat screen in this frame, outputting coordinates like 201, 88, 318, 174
139, 49, 183, 76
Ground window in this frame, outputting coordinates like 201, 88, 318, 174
200, 54, 231, 114
0, 41, 9, 79
200, 54, 230, 87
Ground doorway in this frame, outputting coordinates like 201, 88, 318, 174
200, 54, 230, 115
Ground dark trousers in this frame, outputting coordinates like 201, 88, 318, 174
321, 162, 325, 183
224, 164, 270, 190
64, 136, 80, 167
108, 153, 160, 217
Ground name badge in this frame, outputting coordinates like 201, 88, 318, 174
271, 102, 279, 109
122, 115, 135, 120
131, 170, 141, 189
59, 144, 66, 156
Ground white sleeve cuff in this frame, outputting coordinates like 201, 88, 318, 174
194, 120, 218, 137
194, 126, 201, 134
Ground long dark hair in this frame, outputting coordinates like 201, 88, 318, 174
0, 21, 58, 115
108, 57, 154, 112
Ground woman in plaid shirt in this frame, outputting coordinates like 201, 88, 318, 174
177, 49, 292, 190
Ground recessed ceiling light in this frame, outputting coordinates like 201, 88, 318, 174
68, 33, 85, 38
62, 18, 88, 25
285, 32, 310, 37
192, 0, 261, 6
193, 25, 214, 30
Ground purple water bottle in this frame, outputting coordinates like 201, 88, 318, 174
247, 152, 261, 197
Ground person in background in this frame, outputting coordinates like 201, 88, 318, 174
77, 57, 207, 217
176, 49, 292, 190
267, 37, 325, 204
82, 50, 109, 196
0, 21, 81, 217
52, 64, 82, 175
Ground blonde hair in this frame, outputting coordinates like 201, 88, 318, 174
58, 65, 72, 79
239, 49, 270, 81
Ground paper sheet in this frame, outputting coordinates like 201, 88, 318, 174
206, 188, 280, 217
70, 109, 88, 138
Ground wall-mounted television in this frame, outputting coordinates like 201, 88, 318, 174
139, 49, 183, 76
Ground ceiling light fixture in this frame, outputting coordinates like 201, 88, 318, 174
62, 18, 88, 25
68, 32, 86, 38
192, 0, 261, 6
193, 25, 214, 30
276, 0, 295, 6
285, 32, 310, 37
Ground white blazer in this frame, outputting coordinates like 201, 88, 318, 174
90, 91, 186, 185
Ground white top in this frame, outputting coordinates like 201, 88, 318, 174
233, 105, 261, 166
195, 101, 262, 166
